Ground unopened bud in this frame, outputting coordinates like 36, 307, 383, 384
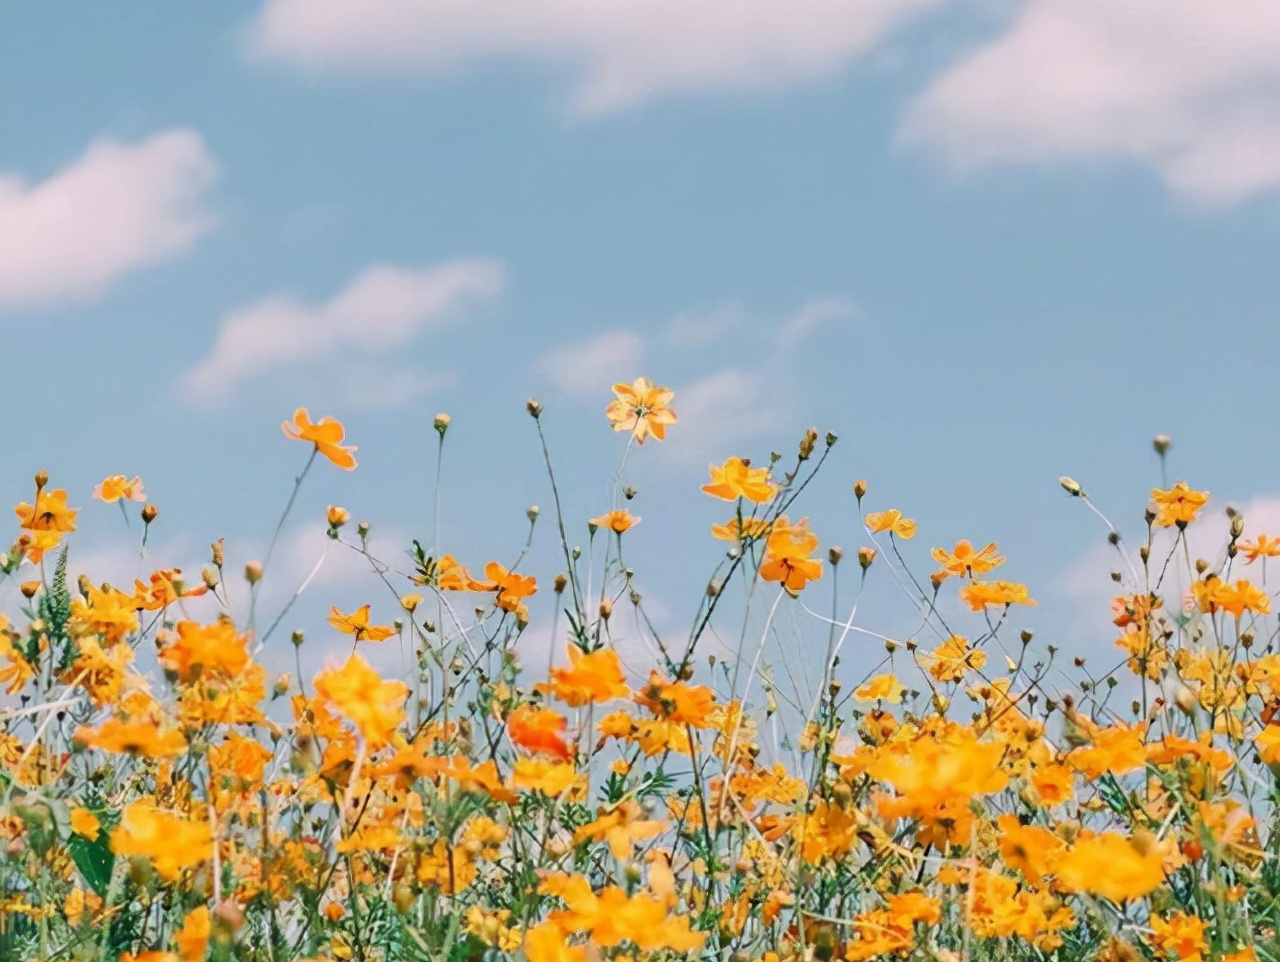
1195, 558, 1209, 574
273, 674, 291, 697
141, 503, 159, 525
291, 630, 304, 647
401, 593, 422, 613
828, 546, 843, 566
706, 578, 722, 598
798, 427, 818, 461
327, 505, 350, 529
1139, 544, 1151, 564
884, 639, 898, 653
19, 580, 40, 599
1153, 435, 1172, 456
853, 479, 868, 502
1059, 476, 1083, 497
526, 505, 540, 523
356, 520, 370, 539
202, 566, 220, 590
33, 470, 48, 491
553, 573, 567, 595
599, 599, 613, 620
857, 547, 876, 570
526, 397, 543, 419
1230, 515, 1245, 540
433, 413, 450, 437
244, 560, 263, 585
825, 431, 838, 447
1020, 630, 1033, 644
623, 486, 637, 500
210, 538, 225, 567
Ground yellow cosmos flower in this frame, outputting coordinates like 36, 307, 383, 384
93, 475, 146, 503
282, 407, 358, 470
589, 509, 640, 534
328, 605, 397, 642
701, 457, 777, 503
1150, 480, 1209, 527
865, 508, 917, 540
604, 377, 677, 444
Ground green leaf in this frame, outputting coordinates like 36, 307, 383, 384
68, 829, 115, 897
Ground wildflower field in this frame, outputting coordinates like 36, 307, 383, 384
2, 379, 1278, 962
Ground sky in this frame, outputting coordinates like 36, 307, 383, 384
2, 1, 1278, 708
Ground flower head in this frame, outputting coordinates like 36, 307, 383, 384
328, 605, 397, 642
1150, 481, 1208, 527
281, 408, 357, 470
605, 377, 677, 444
702, 457, 777, 504
93, 475, 146, 504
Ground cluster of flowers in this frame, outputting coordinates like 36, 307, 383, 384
1, 377, 1278, 961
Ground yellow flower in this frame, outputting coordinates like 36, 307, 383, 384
536, 645, 630, 707
109, 801, 212, 882
759, 517, 823, 596
865, 509, 917, 540
710, 516, 772, 542
1240, 533, 1280, 563
93, 475, 146, 503
604, 377, 677, 444
1150, 481, 1208, 527
931, 540, 1004, 580
959, 580, 1036, 611
70, 807, 100, 842
701, 457, 777, 503
281, 407, 358, 470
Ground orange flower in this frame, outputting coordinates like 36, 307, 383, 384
634, 671, 717, 727
589, 509, 640, 534
313, 653, 409, 748
922, 635, 986, 683
865, 509, 917, 540
70, 807, 101, 842
1240, 533, 1280, 564
931, 540, 1004, 580
74, 716, 188, 758
93, 475, 147, 503
1055, 831, 1165, 902
158, 619, 251, 682
959, 580, 1036, 611
604, 377, 677, 444
484, 562, 537, 623
328, 604, 397, 642
759, 517, 823, 596
710, 516, 772, 543
855, 673, 906, 704
1202, 578, 1271, 618
512, 758, 584, 797
536, 645, 630, 706
175, 906, 210, 962
701, 457, 777, 503
507, 703, 573, 761
109, 801, 212, 882
573, 799, 665, 860
281, 407, 357, 470
1149, 481, 1208, 527
14, 487, 77, 561
134, 568, 207, 611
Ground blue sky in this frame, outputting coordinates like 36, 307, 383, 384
2, 1, 1278, 698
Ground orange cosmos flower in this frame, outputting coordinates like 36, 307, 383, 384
328, 604, 397, 642
536, 645, 630, 706
507, 703, 573, 761
109, 801, 212, 882
69, 807, 101, 842
93, 475, 146, 504
865, 509, 917, 540
759, 517, 823, 595
710, 516, 773, 542
1054, 831, 1165, 902
14, 488, 77, 561
634, 670, 717, 727
855, 673, 906, 704
74, 716, 188, 758
604, 377, 677, 444
1240, 533, 1280, 564
1205, 578, 1272, 618
281, 407, 357, 470
573, 799, 665, 860
485, 562, 537, 622
312, 653, 409, 748
589, 509, 640, 534
701, 457, 777, 504
922, 636, 986, 683
158, 618, 251, 682
931, 540, 1004, 581
959, 580, 1036, 611
134, 568, 208, 611
1149, 480, 1208, 527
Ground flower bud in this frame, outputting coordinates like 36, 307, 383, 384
553, 573, 568, 595
599, 599, 613, 620
210, 538, 225, 567
356, 520, 370, 539
19, 580, 40, 599
857, 547, 876, 570
526, 505, 540, 522
273, 674, 291, 697
141, 503, 159, 525
798, 427, 818, 461
433, 413, 450, 438
291, 630, 304, 647
828, 545, 843, 566
33, 470, 48, 491
853, 479, 868, 502
1153, 434, 1172, 456
201, 566, 220, 590
623, 486, 637, 500
244, 560, 263, 585
327, 505, 350, 529
526, 397, 543, 419
1059, 476, 1083, 497
825, 431, 838, 447
1230, 514, 1245, 540
401, 593, 422, 613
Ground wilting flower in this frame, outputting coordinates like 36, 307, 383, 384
281, 408, 358, 470
605, 377, 677, 444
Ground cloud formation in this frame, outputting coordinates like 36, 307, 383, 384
248, 0, 944, 115
535, 330, 645, 398
0, 129, 218, 311
902, 0, 1280, 205
180, 259, 503, 405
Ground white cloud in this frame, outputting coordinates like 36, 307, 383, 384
665, 304, 741, 346
901, 0, 1280, 205
180, 259, 503, 405
666, 367, 785, 467
248, 0, 945, 115
0, 129, 217, 311
535, 329, 645, 398
775, 297, 860, 353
